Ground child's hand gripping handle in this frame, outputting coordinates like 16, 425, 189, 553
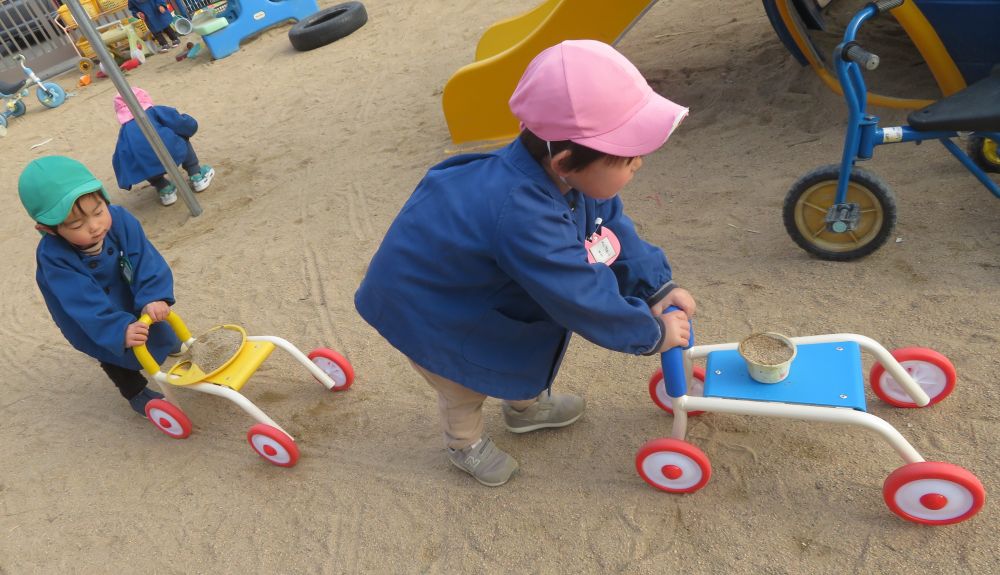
132, 311, 192, 375
661, 306, 694, 399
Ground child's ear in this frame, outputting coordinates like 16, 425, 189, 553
34, 223, 56, 235
549, 149, 573, 177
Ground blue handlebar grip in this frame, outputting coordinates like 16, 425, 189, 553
660, 305, 693, 399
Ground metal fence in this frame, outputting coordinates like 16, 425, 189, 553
0, 0, 77, 82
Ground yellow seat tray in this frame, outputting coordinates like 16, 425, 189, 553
167, 339, 275, 391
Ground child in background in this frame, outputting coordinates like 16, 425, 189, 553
112, 87, 215, 206
129, 0, 179, 52
18, 156, 180, 417
355, 40, 695, 487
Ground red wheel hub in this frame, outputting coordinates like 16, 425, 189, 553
920, 493, 948, 510
158, 416, 172, 429
263, 444, 278, 457
662, 465, 682, 480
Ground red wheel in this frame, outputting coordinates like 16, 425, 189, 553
648, 366, 706, 416
247, 424, 300, 467
145, 399, 192, 439
870, 348, 956, 408
307, 348, 355, 391
635, 438, 711, 493
883, 462, 985, 525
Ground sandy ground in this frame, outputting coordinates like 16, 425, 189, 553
1, 0, 998, 573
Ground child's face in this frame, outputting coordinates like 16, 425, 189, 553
56, 194, 111, 250
565, 156, 643, 201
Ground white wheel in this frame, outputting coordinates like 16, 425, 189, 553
247, 424, 299, 467
307, 348, 355, 391
635, 438, 711, 493
884, 462, 985, 525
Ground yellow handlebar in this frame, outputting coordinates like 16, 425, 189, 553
132, 311, 192, 374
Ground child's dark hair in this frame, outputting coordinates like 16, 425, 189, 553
519, 129, 634, 172
64, 191, 107, 221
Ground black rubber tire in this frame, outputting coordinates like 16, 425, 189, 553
783, 164, 897, 261
967, 136, 1000, 174
288, 2, 367, 52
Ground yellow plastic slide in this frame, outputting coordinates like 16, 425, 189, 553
443, 0, 659, 146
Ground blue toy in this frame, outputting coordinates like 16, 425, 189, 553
636, 307, 985, 525
0, 54, 67, 131
197, 0, 319, 59
782, 0, 1000, 261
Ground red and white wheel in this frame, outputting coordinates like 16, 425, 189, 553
870, 347, 956, 408
307, 348, 355, 391
883, 462, 985, 525
145, 399, 192, 439
635, 438, 711, 493
649, 366, 706, 416
247, 423, 300, 467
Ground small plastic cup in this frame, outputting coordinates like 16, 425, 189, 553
738, 332, 797, 384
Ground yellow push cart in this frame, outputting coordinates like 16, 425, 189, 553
132, 311, 354, 467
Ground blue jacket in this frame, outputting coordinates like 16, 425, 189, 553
36, 205, 179, 371
112, 106, 197, 189
355, 138, 672, 400
128, 0, 173, 33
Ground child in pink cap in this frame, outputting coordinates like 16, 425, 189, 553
356, 40, 694, 487
111, 87, 215, 206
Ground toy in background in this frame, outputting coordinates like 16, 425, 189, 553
637, 307, 985, 525
442, 0, 658, 145
132, 311, 355, 467
781, 0, 1000, 260
0, 54, 66, 132
55, 0, 156, 71
287, 1, 367, 52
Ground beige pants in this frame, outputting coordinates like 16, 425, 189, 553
410, 361, 537, 450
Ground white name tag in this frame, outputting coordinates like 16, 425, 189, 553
585, 227, 620, 265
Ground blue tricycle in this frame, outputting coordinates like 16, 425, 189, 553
0, 54, 67, 132
782, 0, 1000, 260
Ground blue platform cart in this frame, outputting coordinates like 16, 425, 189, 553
636, 308, 985, 525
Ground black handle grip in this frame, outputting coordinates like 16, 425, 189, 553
875, 0, 905, 14
845, 44, 880, 70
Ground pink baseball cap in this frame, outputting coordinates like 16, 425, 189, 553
509, 40, 688, 157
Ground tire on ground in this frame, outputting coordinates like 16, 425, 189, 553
288, 2, 367, 52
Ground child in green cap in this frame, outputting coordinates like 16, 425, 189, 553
18, 155, 180, 416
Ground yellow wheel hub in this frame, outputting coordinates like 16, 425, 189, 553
793, 179, 884, 253
983, 138, 1000, 167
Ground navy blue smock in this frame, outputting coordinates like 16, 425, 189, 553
128, 0, 174, 33
112, 106, 197, 189
36, 205, 179, 371
355, 138, 672, 400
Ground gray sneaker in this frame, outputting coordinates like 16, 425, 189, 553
502, 393, 586, 433
447, 436, 518, 487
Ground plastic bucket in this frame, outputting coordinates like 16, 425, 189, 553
172, 17, 194, 36
739, 332, 797, 384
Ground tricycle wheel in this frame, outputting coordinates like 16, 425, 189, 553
78, 58, 94, 73
648, 365, 706, 416
783, 164, 896, 261
884, 462, 984, 525
869, 347, 955, 408
145, 399, 192, 439
636, 438, 711, 493
247, 423, 299, 467
37, 83, 65, 108
968, 136, 1000, 173
11, 100, 26, 117
307, 348, 355, 391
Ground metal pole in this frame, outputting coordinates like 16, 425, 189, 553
64, 0, 202, 217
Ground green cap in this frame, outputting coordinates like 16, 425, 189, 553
18, 156, 110, 226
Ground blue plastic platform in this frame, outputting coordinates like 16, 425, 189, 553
704, 341, 867, 411
201, 0, 319, 60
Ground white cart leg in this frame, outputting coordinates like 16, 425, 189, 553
247, 335, 337, 390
